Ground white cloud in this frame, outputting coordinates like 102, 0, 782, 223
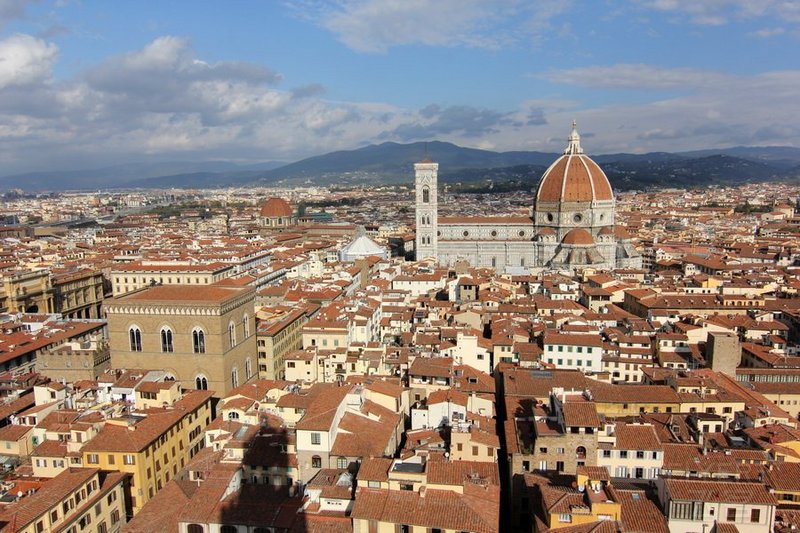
0, 0, 37, 28
290, 0, 570, 53
749, 27, 786, 38
639, 0, 800, 25
0, 33, 797, 174
0, 33, 57, 89
543, 64, 732, 90
500, 66, 800, 154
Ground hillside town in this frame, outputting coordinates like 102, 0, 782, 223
1, 167, 800, 533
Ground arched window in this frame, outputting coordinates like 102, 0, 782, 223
229, 322, 237, 348
228, 411, 240, 420
192, 328, 206, 354
311, 456, 322, 468
129, 327, 142, 352
164, 374, 176, 381
576, 446, 587, 459
243, 314, 250, 338
231, 367, 239, 389
160, 327, 173, 353
187, 525, 204, 533
422, 186, 430, 203
245, 358, 252, 380
337, 456, 348, 469
195, 375, 208, 390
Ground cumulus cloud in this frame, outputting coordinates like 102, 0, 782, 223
379, 104, 517, 140
0, 28, 798, 175
0, 33, 57, 89
0, 35, 401, 169
291, 0, 571, 53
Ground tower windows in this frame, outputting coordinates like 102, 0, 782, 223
160, 327, 174, 353
129, 327, 142, 352
243, 314, 250, 338
229, 321, 237, 348
192, 328, 206, 354
195, 375, 208, 390
422, 187, 430, 203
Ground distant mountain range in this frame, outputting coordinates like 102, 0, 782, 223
1, 141, 799, 192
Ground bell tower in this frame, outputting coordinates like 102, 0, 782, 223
415, 159, 438, 261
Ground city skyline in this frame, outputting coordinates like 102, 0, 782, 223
0, 0, 798, 173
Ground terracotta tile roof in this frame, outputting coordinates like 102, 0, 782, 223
81, 390, 213, 453
544, 332, 603, 347
765, 462, 800, 492
0, 423, 33, 441
123, 477, 198, 533
357, 457, 393, 482
616, 489, 669, 533
426, 460, 500, 487
294, 384, 352, 431
662, 444, 740, 475
179, 466, 303, 528
0, 468, 126, 530
562, 402, 601, 428
409, 357, 453, 378
503, 368, 589, 400
330, 401, 400, 458
31, 438, 68, 458
664, 478, 777, 505
614, 423, 663, 451
351, 487, 499, 533
116, 284, 253, 303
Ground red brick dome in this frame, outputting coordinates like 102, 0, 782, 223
562, 228, 595, 246
536, 123, 613, 204
260, 197, 293, 218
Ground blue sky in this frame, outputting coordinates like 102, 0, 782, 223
0, 0, 798, 173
